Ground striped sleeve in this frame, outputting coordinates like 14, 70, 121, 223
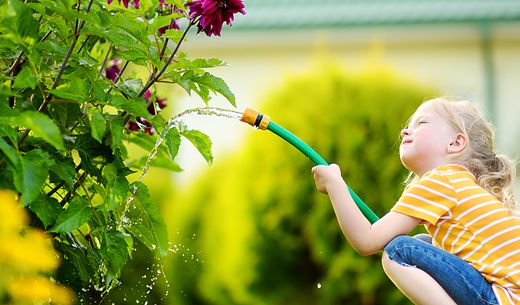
392, 171, 457, 225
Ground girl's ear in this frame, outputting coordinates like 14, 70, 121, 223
447, 133, 467, 154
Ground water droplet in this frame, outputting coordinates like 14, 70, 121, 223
317, 283, 322, 289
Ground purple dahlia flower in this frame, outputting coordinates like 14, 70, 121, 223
105, 59, 122, 82
158, 18, 181, 35
107, 0, 139, 9
187, 0, 245, 37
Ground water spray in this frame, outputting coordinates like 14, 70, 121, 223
241, 107, 380, 224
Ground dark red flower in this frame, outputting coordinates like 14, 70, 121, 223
107, 0, 139, 9
105, 59, 122, 82
147, 97, 167, 114
156, 97, 167, 109
127, 121, 140, 131
187, 0, 245, 37
157, 3, 183, 35
158, 18, 181, 35
137, 118, 155, 135
126, 118, 155, 135
144, 90, 152, 102
127, 90, 166, 135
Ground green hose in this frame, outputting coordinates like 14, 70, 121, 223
267, 121, 380, 224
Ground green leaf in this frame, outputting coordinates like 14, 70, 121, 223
29, 196, 62, 228
74, 133, 113, 177
20, 149, 55, 206
50, 77, 89, 103
57, 242, 100, 283
172, 0, 186, 10
0, 125, 19, 146
126, 182, 168, 257
113, 15, 150, 48
178, 71, 235, 106
193, 72, 236, 106
150, 157, 182, 171
0, 84, 22, 100
131, 155, 182, 172
110, 95, 152, 120
49, 158, 76, 189
163, 29, 186, 44
179, 71, 210, 103
10, 0, 39, 40
119, 78, 143, 99
0, 138, 22, 192
0, 137, 20, 166
50, 196, 92, 233
48, 103, 82, 131
102, 162, 129, 211
165, 127, 181, 161
108, 116, 125, 152
118, 46, 150, 64
34, 40, 69, 59
101, 230, 131, 281
150, 14, 182, 33
9, 111, 65, 151
37, 0, 76, 21
126, 132, 172, 159
181, 129, 213, 164
13, 66, 38, 89
89, 109, 107, 143
169, 57, 225, 71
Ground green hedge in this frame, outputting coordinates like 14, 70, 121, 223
165, 64, 436, 305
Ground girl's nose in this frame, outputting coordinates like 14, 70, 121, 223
401, 129, 410, 137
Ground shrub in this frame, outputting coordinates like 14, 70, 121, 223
166, 63, 436, 305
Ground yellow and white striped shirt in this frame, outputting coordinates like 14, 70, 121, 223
392, 164, 520, 305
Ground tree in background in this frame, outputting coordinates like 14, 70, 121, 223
166, 63, 437, 305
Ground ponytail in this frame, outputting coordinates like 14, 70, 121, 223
465, 154, 517, 211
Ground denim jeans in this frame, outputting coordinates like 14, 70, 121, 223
384, 235, 499, 305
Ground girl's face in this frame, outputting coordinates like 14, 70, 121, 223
399, 101, 459, 176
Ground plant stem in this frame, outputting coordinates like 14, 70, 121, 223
138, 20, 194, 96
159, 38, 170, 61
99, 44, 113, 76
79, 180, 94, 209
121, 21, 195, 125
17, 0, 95, 148
60, 172, 87, 206
47, 165, 82, 197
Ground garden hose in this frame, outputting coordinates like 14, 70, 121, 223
241, 108, 380, 224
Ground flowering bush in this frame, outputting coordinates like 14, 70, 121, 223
0, 0, 244, 301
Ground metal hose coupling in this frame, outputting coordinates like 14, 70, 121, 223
241, 108, 270, 130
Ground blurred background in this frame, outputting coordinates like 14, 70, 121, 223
104, 1, 520, 304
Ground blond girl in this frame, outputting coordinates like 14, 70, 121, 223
312, 98, 518, 305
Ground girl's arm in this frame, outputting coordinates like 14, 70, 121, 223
312, 164, 422, 256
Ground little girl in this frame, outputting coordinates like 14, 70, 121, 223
312, 98, 519, 305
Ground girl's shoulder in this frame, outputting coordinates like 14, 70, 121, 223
425, 164, 476, 182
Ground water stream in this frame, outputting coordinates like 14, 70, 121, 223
115, 107, 243, 303
117, 107, 242, 229
119, 107, 242, 228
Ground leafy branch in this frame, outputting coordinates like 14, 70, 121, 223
0, 0, 245, 301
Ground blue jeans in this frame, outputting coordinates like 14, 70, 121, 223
384, 235, 499, 305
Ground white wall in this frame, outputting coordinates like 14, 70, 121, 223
171, 23, 520, 188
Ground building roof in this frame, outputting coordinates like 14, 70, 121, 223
232, 0, 520, 31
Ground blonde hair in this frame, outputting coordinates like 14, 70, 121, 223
406, 97, 517, 211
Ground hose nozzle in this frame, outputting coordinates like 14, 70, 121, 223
241, 107, 270, 130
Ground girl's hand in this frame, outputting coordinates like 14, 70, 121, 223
311, 163, 343, 194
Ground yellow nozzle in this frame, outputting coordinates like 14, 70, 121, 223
241, 107, 270, 130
